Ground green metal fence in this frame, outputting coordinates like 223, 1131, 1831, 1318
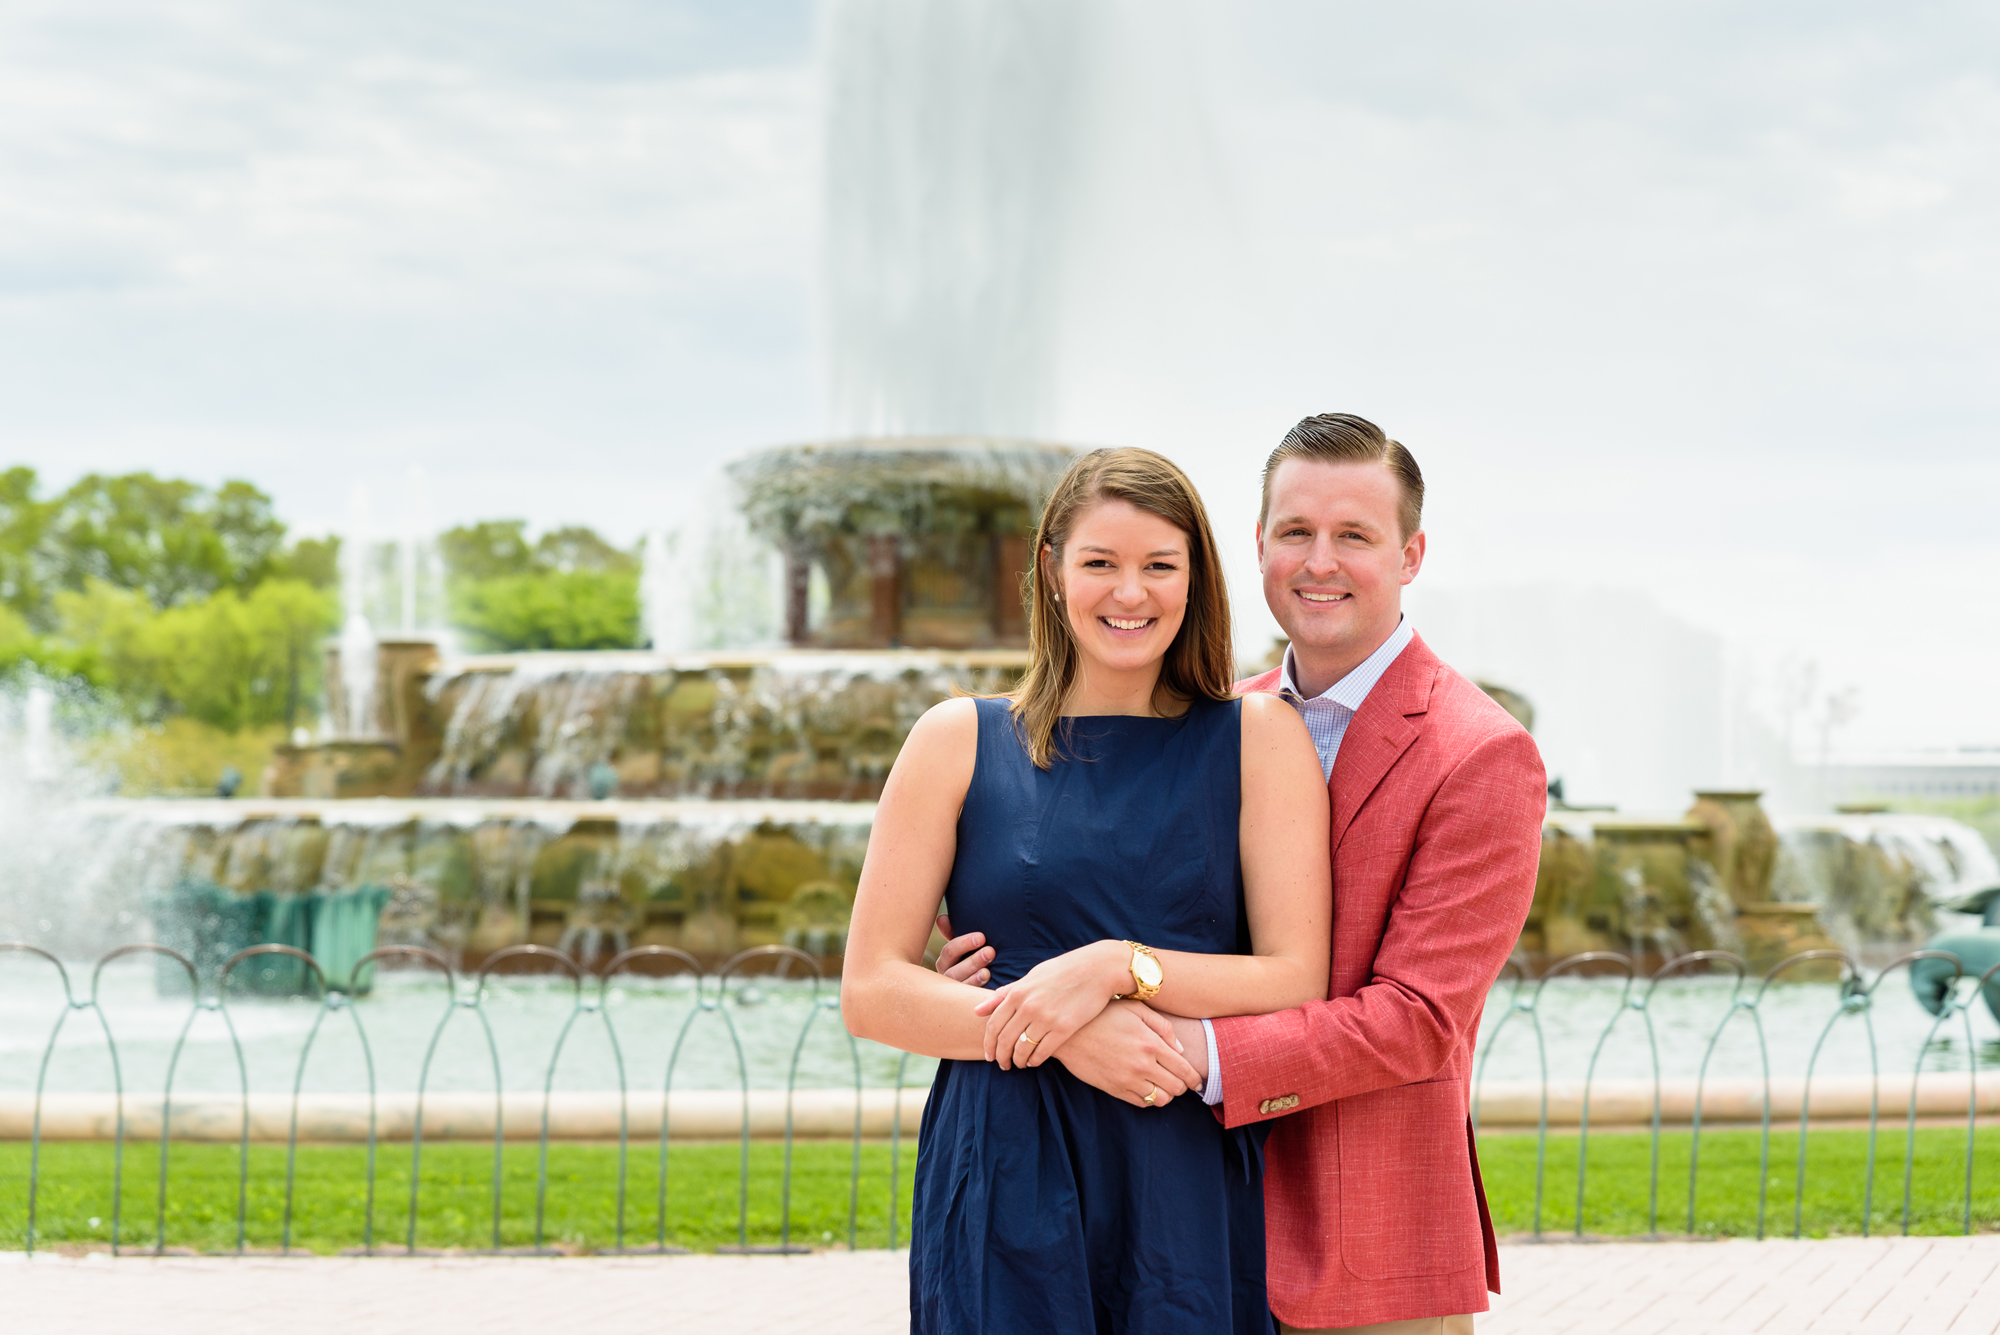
2, 941, 1995, 1255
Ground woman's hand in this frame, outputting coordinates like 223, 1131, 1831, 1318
973, 939, 1130, 1070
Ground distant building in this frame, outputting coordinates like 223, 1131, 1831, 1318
1819, 750, 2000, 802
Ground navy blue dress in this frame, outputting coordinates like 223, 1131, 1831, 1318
910, 696, 1272, 1335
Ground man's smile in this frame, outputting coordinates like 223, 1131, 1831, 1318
1295, 590, 1350, 604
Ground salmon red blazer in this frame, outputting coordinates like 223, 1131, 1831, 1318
1216, 632, 1544, 1330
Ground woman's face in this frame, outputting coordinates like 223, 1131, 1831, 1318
1050, 498, 1191, 678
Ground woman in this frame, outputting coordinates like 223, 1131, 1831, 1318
841, 448, 1330, 1333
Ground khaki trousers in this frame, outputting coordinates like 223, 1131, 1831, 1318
1280, 1316, 1475, 1335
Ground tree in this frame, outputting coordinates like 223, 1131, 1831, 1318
534, 526, 638, 575
49, 577, 337, 731
439, 521, 641, 651
0, 466, 52, 622
43, 472, 285, 611
272, 535, 341, 590
439, 520, 534, 582
450, 569, 640, 651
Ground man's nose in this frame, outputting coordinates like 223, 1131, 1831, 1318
1303, 536, 1341, 579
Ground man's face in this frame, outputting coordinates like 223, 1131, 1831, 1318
1257, 459, 1425, 668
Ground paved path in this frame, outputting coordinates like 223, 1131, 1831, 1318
5, 1236, 1997, 1334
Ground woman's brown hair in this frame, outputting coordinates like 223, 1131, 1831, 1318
1009, 447, 1236, 768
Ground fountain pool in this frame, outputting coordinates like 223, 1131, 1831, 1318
2, 957, 1993, 1107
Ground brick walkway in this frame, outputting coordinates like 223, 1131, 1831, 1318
5, 1236, 1996, 1334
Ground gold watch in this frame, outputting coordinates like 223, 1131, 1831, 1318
1115, 941, 1164, 1001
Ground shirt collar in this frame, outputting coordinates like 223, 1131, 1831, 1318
1279, 616, 1415, 711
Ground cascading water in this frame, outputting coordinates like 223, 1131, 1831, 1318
821, 0, 1095, 437
1774, 811, 2000, 948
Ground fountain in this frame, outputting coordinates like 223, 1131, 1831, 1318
6, 0, 1996, 1000
1525, 790, 2000, 973
56, 440, 1071, 976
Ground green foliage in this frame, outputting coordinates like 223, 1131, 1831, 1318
451, 569, 640, 652
439, 520, 534, 581
271, 534, 341, 590
1, 1140, 915, 1254
0, 602, 41, 667
0, 467, 329, 623
3, 461, 643, 715
43, 473, 285, 612
0, 466, 52, 617
535, 525, 639, 575
440, 519, 641, 651
48, 577, 338, 730
0, 466, 348, 730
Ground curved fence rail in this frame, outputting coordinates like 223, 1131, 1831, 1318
1, 942, 1995, 1254
0, 941, 909, 1257
1472, 947, 2000, 1241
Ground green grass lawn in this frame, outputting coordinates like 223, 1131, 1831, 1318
1480, 1124, 2000, 1239
4, 1125, 1995, 1254
0, 1140, 919, 1254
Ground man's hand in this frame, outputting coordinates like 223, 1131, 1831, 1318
1048, 1001, 1204, 1109
933, 914, 993, 986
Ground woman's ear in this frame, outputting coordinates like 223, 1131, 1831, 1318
1042, 544, 1060, 603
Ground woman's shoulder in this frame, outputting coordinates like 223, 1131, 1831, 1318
907, 695, 983, 747
1236, 691, 1319, 770
1236, 689, 1302, 733
888, 697, 983, 798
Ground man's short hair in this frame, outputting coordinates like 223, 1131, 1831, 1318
1259, 413, 1424, 541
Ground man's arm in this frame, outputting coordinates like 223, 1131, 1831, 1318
1211, 728, 1543, 1127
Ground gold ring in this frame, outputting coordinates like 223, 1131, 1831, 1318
1016, 1034, 1038, 1046
1143, 1084, 1157, 1105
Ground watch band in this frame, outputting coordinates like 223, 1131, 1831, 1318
1121, 940, 1162, 1001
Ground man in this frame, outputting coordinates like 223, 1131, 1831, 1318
938, 414, 1545, 1333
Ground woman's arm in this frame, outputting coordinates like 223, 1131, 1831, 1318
980, 694, 1332, 1069
838, 699, 992, 1061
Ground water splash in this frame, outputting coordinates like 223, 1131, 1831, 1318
1773, 812, 2000, 949
417, 649, 1013, 801
640, 478, 785, 655
821, 0, 1094, 436
337, 486, 379, 738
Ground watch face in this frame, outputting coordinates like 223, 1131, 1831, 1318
1133, 952, 1164, 988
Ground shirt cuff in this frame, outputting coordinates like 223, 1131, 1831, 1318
1200, 1019, 1224, 1106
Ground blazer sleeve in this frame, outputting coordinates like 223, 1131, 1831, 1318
1210, 727, 1544, 1127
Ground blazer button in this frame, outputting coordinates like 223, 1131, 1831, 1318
1258, 1094, 1301, 1115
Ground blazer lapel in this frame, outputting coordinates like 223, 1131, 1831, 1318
1329, 635, 1438, 846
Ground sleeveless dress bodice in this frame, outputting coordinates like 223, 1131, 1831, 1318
909, 695, 1271, 1335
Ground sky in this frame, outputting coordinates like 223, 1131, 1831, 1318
1, 0, 1996, 775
